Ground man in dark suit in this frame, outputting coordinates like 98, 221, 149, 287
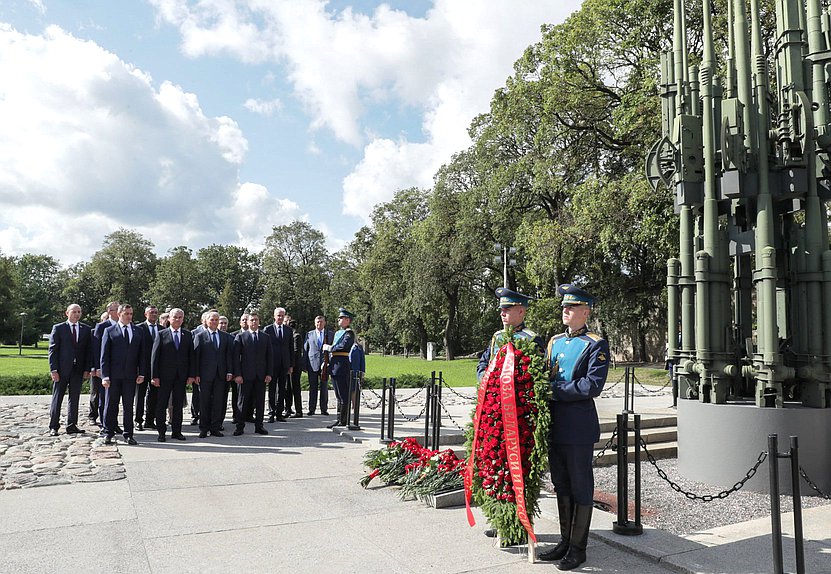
304, 315, 333, 416
134, 305, 160, 431
89, 301, 119, 425
540, 284, 609, 570
189, 311, 210, 426
47, 303, 94, 436
286, 317, 304, 417
263, 307, 293, 422
193, 311, 233, 437
151, 308, 195, 442
233, 311, 272, 435
100, 304, 146, 445
229, 312, 250, 423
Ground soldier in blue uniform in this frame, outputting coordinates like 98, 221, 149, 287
478, 287, 544, 539
477, 287, 544, 381
325, 308, 355, 428
538, 284, 609, 570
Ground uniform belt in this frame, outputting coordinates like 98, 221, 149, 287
331, 352, 349, 357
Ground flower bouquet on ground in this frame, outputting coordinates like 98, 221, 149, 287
360, 437, 466, 499
464, 332, 550, 547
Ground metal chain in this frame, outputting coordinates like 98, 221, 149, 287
435, 396, 467, 431
439, 380, 477, 403
799, 466, 831, 500
632, 372, 672, 393
396, 387, 425, 404
360, 394, 383, 410
640, 438, 767, 502
594, 427, 618, 462
392, 395, 428, 422
600, 371, 627, 394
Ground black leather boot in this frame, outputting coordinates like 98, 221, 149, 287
557, 504, 591, 571
538, 495, 573, 561
326, 405, 342, 429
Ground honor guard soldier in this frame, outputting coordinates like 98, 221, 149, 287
477, 287, 544, 382
325, 308, 355, 428
539, 284, 609, 570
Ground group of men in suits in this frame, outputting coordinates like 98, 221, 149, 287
47, 302, 364, 444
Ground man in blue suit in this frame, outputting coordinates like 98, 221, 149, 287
233, 311, 273, 435
539, 284, 609, 570
134, 305, 160, 431
263, 307, 293, 422
325, 308, 355, 428
193, 311, 233, 437
47, 303, 94, 436
100, 304, 146, 445
151, 308, 195, 442
89, 301, 119, 425
303, 315, 333, 416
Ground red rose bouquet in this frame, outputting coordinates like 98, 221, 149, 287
464, 331, 550, 546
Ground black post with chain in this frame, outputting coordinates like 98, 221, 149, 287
424, 372, 433, 448
380, 378, 389, 444
612, 412, 643, 535
768, 434, 805, 574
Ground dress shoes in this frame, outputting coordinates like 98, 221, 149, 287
49, 429, 59, 437
326, 421, 340, 429
283, 410, 293, 418
124, 437, 138, 445
172, 433, 186, 441
114, 425, 123, 434
274, 415, 287, 422
290, 413, 303, 418
306, 411, 314, 416
233, 429, 244, 436
87, 417, 98, 426
104, 436, 113, 445
157, 435, 166, 442
198, 431, 208, 438
66, 425, 85, 434
210, 431, 224, 437
254, 428, 268, 435
135, 423, 144, 431
320, 411, 329, 416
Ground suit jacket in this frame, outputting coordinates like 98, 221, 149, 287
100, 322, 146, 381
92, 318, 116, 370
135, 321, 161, 380
48, 321, 93, 379
263, 323, 294, 372
304, 328, 334, 372
233, 330, 273, 381
193, 329, 233, 382
151, 328, 195, 383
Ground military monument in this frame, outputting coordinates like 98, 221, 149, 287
646, 0, 831, 492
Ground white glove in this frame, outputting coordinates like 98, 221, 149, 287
322, 344, 332, 352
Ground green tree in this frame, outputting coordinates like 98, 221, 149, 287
0, 252, 20, 343
260, 221, 330, 330
149, 246, 204, 326
13, 254, 63, 344
195, 244, 262, 323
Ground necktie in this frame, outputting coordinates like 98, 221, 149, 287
71, 323, 77, 345
174, 331, 180, 349
318, 331, 323, 347
253, 331, 258, 344
213, 331, 219, 349
278, 326, 283, 340
123, 325, 130, 343
150, 325, 156, 339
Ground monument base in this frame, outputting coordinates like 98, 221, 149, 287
677, 399, 831, 495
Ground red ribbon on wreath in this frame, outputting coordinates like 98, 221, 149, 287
465, 342, 536, 543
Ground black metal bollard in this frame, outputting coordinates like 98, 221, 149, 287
424, 372, 434, 448
386, 377, 397, 442
348, 371, 362, 431
380, 378, 389, 443
768, 434, 806, 574
612, 413, 643, 535
430, 372, 442, 451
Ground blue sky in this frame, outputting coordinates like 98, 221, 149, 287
0, 0, 581, 264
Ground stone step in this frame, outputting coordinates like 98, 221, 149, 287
594, 426, 677, 449
594, 440, 678, 467
598, 415, 677, 433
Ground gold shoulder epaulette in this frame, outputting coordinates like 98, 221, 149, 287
522, 328, 537, 337
552, 332, 567, 340
586, 332, 603, 342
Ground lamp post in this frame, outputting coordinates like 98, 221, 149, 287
493, 243, 517, 288
18, 312, 26, 356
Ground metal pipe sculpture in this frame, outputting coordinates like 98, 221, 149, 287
647, 0, 831, 408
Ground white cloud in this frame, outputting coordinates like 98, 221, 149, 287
26, 0, 46, 14
149, 0, 581, 220
243, 97, 283, 116
0, 23, 295, 264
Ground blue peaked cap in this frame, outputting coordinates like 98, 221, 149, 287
495, 287, 534, 309
558, 283, 595, 307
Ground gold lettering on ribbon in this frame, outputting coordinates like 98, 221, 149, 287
500, 343, 537, 542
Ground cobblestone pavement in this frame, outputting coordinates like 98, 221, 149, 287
0, 402, 124, 490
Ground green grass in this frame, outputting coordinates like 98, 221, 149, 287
0, 354, 49, 376
365, 354, 479, 387
0, 344, 48, 358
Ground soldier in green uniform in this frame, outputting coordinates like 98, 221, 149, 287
477, 287, 544, 539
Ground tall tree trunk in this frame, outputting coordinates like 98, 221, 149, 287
443, 288, 459, 360
417, 318, 428, 359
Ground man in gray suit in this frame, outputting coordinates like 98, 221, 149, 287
303, 315, 333, 416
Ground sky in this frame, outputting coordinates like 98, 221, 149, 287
0, 0, 582, 265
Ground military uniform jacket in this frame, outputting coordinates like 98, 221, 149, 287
544, 326, 609, 445
329, 327, 354, 377
476, 323, 544, 381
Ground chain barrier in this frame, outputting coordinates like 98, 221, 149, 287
632, 372, 672, 394
439, 380, 477, 403
360, 393, 383, 410
392, 395, 428, 422
594, 427, 618, 462
799, 466, 831, 500
640, 438, 768, 502
395, 387, 425, 404
435, 396, 467, 431
600, 370, 626, 394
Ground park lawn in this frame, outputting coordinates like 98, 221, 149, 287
0, 345, 48, 358
0, 354, 50, 377
365, 354, 479, 387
